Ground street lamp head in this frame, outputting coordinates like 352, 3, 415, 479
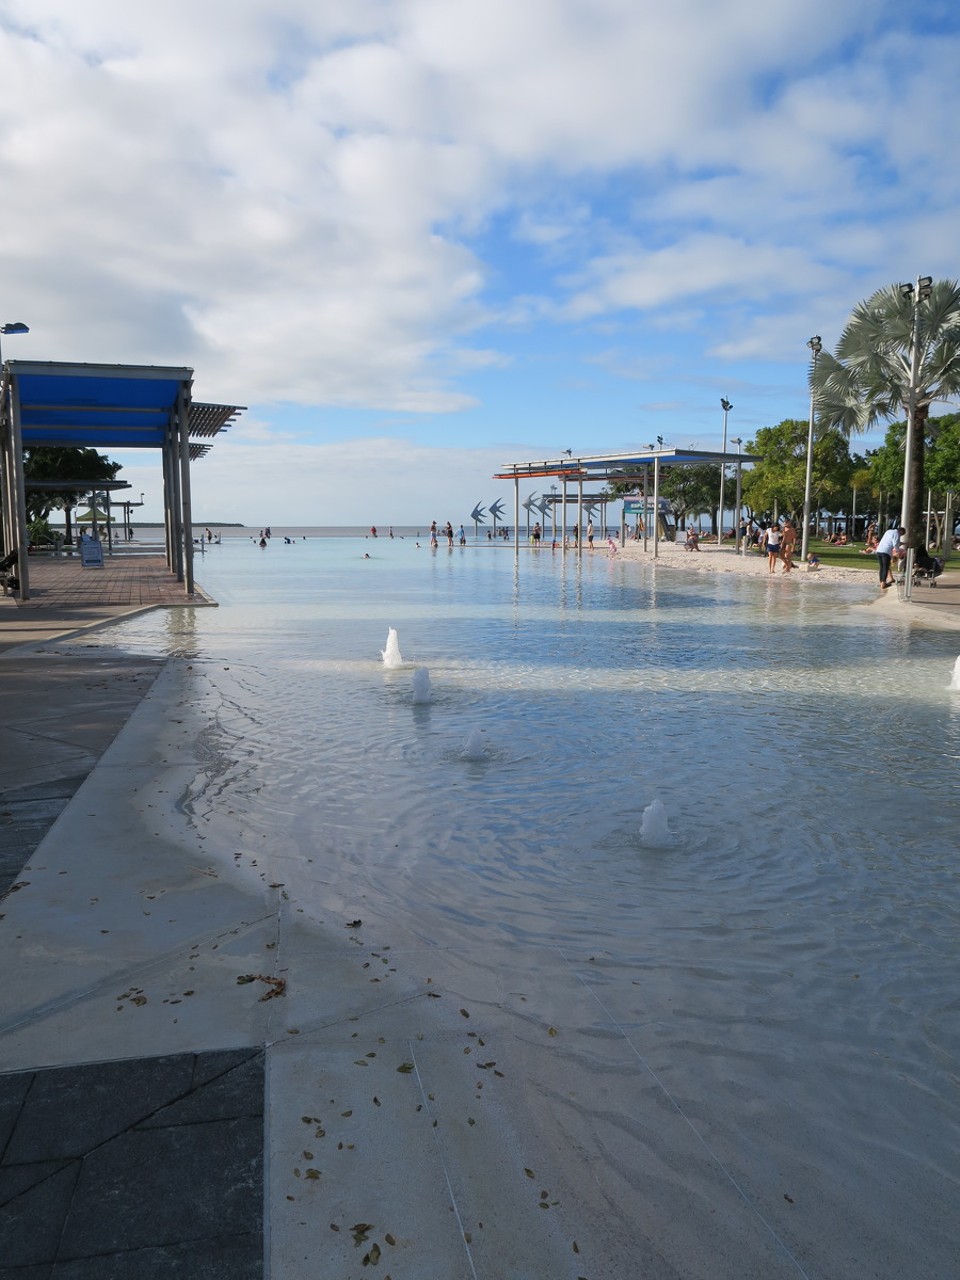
807, 335, 822, 356
720, 397, 732, 412
0, 322, 29, 336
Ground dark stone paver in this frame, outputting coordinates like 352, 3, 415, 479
49, 1232, 262, 1280
2, 1055, 196, 1164
63, 1118, 260, 1255
0, 1049, 264, 1278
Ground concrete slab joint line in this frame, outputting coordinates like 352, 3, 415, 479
0, 1047, 264, 1277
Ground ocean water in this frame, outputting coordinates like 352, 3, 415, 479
88, 536, 960, 1276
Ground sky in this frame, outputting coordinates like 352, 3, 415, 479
2, 0, 958, 526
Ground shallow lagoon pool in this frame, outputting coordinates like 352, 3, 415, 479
92, 538, 960, 1277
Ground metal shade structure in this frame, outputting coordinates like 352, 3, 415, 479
0, 360, 244, 600
495, 446, 762, 557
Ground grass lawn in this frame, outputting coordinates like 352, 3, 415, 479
740, 538, 875, 571
805, 540, 878, 571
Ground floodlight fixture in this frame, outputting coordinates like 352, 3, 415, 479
0, 320, 29, 370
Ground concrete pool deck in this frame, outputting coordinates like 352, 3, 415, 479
2, 546, 958, 1277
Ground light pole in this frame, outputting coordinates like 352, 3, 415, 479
899, 275, 932, 541
718, 399, 732, 546
800, 336, 822, 563
730, 437, 743, 550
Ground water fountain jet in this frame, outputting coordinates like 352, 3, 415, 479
412, 667, 432, 703
381, 627, 403, 668
640, 797, 671, 847
462, 727, 487, 760
950, 656, 960, 691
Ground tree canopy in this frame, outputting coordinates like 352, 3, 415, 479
811, 278, 960, 544
656, 463, 721, 527
743, 419, 854, 521
21, 447, 122, 539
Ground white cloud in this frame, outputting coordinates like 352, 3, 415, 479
0, 0, 958, 485
181, 436, 528, 527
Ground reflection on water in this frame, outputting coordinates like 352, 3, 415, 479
78, 537, 960, 1276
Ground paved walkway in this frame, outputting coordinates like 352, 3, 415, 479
0, 556, 242, 1278
1, 553, 215, 653
897, 562, 960, 624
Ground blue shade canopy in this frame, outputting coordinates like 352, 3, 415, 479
6, 361, 204, 449
1, 360, 245, 599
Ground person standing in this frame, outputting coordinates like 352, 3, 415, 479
763, 521, 781, 572
780, 519, 797, 573
876, 526, 904, 589
587, 520, 594, 549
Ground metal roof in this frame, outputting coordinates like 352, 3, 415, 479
495, 446, 761, 481
6, 360, 244, 453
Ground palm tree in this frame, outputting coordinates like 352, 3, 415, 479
810, 278, 960, 547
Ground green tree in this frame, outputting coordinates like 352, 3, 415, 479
22, 447, 121, 543
866, 424, 905, 522
603, 464, 721, 529
925, 413, 960, 494
657, 463, 721, 529
864, 413, 960, 543
918, 413, 960, 546
811, 279, 960, 546
743, 419, 853, 522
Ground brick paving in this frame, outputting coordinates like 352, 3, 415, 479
0, 552, 215, 653
11, 552, 209, 610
